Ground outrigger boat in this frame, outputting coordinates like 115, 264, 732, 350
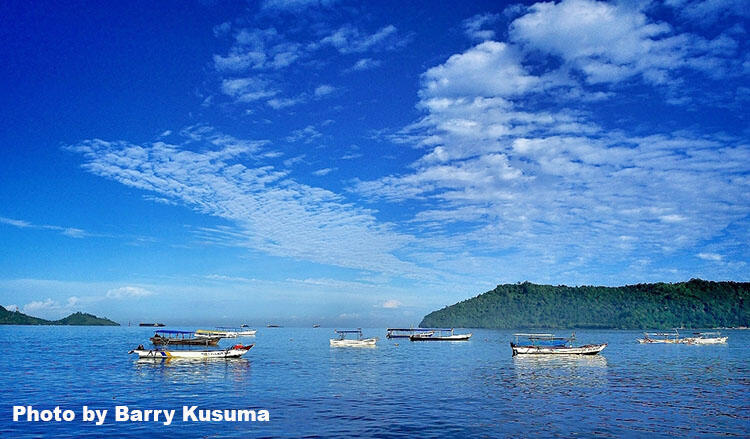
637, 331, 682, 344
682, 332, 728, 344
129, 343, 254, 359
510, 333, 606, 356
330, 329, 377, 347
386, 327, 437, 339
409, 328, 472, 341
149, 330, 220, 346
195, 327, 256, 338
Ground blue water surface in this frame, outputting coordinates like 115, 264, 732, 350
0, 327, 747, 438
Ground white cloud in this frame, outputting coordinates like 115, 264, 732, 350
312, 168, 334, 176
509, 0, 739, 84
69, 129, 431, 278
261, 0, 339, 11
463, 13, 500, 41
0, 217, 32, 228
314, 84, 335, 97
106, 286, 154, 299
697, 252, 723, 262
321, 24, 404, 54
379, 299, 402, 309
351, 58, 381, 71
221, 77, 279, 102
22, 296, 80, 315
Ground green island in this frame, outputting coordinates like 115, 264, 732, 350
420, 279, 749, 329
0, 306, 119, 326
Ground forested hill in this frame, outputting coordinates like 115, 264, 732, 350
0, 306, 119, 326
419, 279, 749, 329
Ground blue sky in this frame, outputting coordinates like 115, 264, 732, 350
1, 0, 748, 326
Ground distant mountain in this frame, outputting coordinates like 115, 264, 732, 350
0, 306, 119, 326
420, 279, 749, 329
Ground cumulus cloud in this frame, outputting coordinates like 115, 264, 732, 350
351, 0, 750, 282
697, 252, 723, 262
23, 297, 80, 315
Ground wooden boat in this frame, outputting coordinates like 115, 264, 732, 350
637, 331, 682, 343
682, 332, 728, 344
510, 333, 606, 356
386, 327, 437, 339
195, 327, 256, 338
139, 322, 165, 327
149, 330, 220, 346
129, 344, 254, 359
330, 329, 377, 347
409, 328, 472, 341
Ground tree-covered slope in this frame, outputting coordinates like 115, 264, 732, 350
0, 306, 119, 326
419, 279, 749, 329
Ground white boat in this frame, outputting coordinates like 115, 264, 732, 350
637, 331, 682, 344
195, 327, 257, 338
128, 344, 254, 359
330, 329, 377, 347
386, 327, 436, 339
682, 332, 728, 344
511, 333, 606, 356
409, 328, 472, 341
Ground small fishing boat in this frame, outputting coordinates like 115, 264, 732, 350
149, 330, 220, 346
195, 327, 256, 338
510, 333, 606, 356
682, 332, 728, 344
386, 327, 437, 339
637, 331, 682, 344
313, 324, 320, 328
139, 322, 165, 327
266, 324, 281, 328
330, 329, 377, 347
409, 328, 472, 341
128, 344, 254, 359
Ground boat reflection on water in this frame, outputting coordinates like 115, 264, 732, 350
133, 357, 251, 384
512, 354, 609, 389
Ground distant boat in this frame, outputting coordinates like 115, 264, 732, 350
149, 330, 220, 346
129, 344, 253, 359
387, 327, 439, 339
637, 331, 682, 344
312, 324, 320, 328
195, 327, 256, 338
409, 328, 472, 341
330, 329, 377, 347
511, 333, 606, 356
638, 330, 728, 344
266, 324, 281, 328
683, 331, 728, 344
139, 322, 165, 327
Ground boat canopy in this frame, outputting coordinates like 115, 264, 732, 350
335, 329, 362, 334
155, 330, 195, 335
387, 328, 445, 332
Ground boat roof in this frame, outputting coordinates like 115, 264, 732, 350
513, 333, 558, 338
335, 329, 362, 333
387, 328, 451, 331
645, 332, 679, 336
155, 330, 194, 335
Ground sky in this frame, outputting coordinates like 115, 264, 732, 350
0, 0, 748, 326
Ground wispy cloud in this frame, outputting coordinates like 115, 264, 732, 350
321, 24, 406, 54
0, 216, 90, 238
68, 128, 432, 278
105, 286, 154, 299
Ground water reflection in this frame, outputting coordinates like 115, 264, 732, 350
512, 355, 609, 388
133, 358, 251, 384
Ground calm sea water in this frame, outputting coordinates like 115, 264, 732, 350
0, 326, 747, 438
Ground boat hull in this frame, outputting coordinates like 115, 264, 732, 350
682, 336, 728, 344
410, 333, 472, 341
129, 345, 253, 359
329, 338, 377, 347
511, 343, 606, 355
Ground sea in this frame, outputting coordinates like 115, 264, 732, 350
0, 326, 747, 438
